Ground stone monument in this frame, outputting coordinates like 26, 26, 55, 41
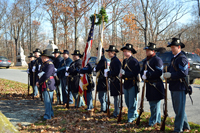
46, 40, 58, 54
16, 44, 28, 66
0, 111, 19, 133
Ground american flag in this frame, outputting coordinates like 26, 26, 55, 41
79, 14, 95, 104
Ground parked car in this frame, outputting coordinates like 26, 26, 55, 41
139, 51, 200, 84
88, 56, 111, 76
0, 56, 11, 69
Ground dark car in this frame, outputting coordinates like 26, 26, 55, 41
156, 51, 200, 84
89, 56, 111, 76
139, 51, 200, 84
0, 56, 11, 68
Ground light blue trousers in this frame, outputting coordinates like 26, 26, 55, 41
84, 92, 94, 110
98, 91, 108, 112
171, 91, 190, 132
56, 82, 62, 103
60, 77, 73, 104
124, 86, 138, 123
148, 100, 161, 126
43, 91, 54, 120
33, 85, 38, 96
72, 93, 85, 107
113, 96, 119, 117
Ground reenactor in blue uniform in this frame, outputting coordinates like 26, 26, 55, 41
120, 43, 140, 123
95, 48, 108, 113
66, 50, 85, 108
79, 53, 94, 111
141, 42, 164, 126
52, 49, 63, 104
104, 45, 121, 118
163, 38, 190, 132
57, 50, 73, 105
27, 53, 35, 94
32, 48, 43, 98
36, 50, 56, 121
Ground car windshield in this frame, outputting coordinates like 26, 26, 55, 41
157, 53, 173, 62
106, 58, 110, 62
186, 53, 200, 62
0, 57, 7, 60
89, 57, 96, 62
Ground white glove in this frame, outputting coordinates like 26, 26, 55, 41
54, 73, 57, 76
38, 65, 41, 71
163, 72, 171, 79
104, 69, 108, 77
32, 66, 36, 72
93, 67, 96, 72
120, 69, 125, 75
38, 71, 45, 78
66, 66, 69, 71
27, 69, 29, 74
143, 70, 148, 76
65, 72, 69, 76
142, 75, 147, 80
80, 74, 84, 77
54, 68, 57, 72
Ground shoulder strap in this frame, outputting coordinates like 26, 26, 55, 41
171, 53, 183, 71
124, 58, 132, 72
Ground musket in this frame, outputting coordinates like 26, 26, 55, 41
105, 61, 110, 117
66, 76, 70, 109
117, 76, 123, 122
28, 73, 30, 96
136, 64, 147, 125
160, 66, 168, 131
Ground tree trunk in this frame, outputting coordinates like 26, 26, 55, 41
53, 19, 57, 45
64, 15, 68, 49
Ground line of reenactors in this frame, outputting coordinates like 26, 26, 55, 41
27, 37, 191, 132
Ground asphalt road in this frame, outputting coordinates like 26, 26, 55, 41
0, 68, 200, 124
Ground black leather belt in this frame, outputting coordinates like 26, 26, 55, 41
146, 79, 159, 83
169, 78, 181, 81
124, 77, 135, 81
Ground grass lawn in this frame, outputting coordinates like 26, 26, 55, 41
0, 78, 200, 132
194, 79, 200, 85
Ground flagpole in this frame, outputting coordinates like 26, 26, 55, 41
94, 12, 105, 113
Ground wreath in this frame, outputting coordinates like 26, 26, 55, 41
90, 7, 108, 25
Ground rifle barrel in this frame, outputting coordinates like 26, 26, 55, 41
160, 66, 168, 131
136, 64, 147, 125
117, 77, 123, 122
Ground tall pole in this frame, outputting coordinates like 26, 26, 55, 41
29, 0, 32, 53
74, 0, 78, 50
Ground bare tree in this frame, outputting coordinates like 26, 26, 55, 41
131, 0, 188, 46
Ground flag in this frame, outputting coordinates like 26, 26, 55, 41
78, 14, 96, 103
96, 17, 105, 63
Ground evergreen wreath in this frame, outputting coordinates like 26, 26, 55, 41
90, 7, 108, 25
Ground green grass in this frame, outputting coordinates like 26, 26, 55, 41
194, 79, 200, 85
0, 78, 28, 97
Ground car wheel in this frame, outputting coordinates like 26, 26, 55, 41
6, 66, 9, 69
190, 79, 195, 84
